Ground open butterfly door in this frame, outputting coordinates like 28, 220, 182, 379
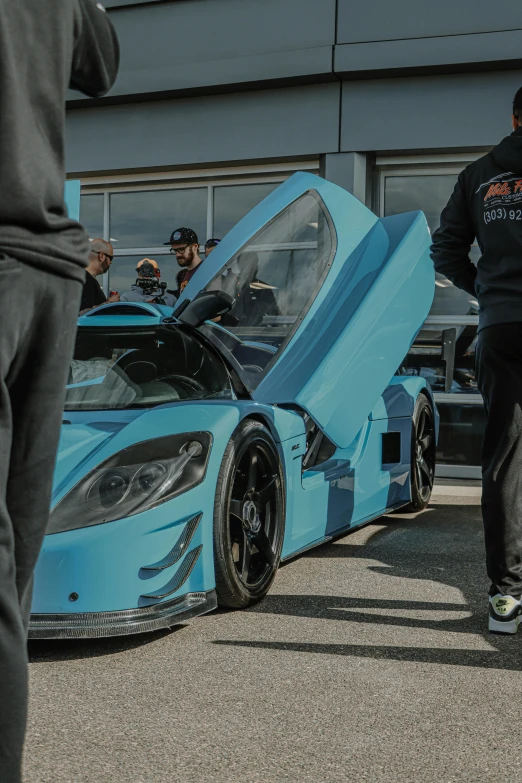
181, 173, 435, 448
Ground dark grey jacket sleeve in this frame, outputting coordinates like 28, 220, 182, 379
70, 0, 120, 98
430, 172, 477, 297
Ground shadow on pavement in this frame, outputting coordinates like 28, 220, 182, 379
243, 593, 479, 634
213, 639, 521, 670
213, 501, 522, 671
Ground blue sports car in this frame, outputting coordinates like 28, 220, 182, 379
29, 172, 437, 639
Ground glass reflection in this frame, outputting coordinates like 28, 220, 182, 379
110, 189, 207, 248
80, 194, 104, 239
384, 174, 458, 233
213, 183, 278, 238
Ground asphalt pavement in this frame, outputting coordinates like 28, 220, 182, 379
24, 487, 522, 783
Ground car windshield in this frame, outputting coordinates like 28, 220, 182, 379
199, 191, 335, 389
64, 326, 234, 411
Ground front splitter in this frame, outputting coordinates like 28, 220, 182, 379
28, 590, 217, 639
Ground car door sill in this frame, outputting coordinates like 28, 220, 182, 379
281, 502, 408, 563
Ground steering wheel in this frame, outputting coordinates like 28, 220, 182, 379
155, 374, 208, 398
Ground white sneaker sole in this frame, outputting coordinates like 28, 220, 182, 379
489, 616, 520, 634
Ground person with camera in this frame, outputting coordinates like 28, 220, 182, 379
79, 238, 120, 314
120, 258, 177, 306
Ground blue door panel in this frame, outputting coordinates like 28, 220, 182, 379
283, 465, 329, 558
255, 209, 434, 447
282, 407, 413, 559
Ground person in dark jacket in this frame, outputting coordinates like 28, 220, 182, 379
431, 86, 522, 634
80, 238, 120, 313
0, 3, 119, 780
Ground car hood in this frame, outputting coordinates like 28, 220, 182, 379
53, 412, 145, 501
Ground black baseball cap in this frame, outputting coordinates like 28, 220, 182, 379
164, 227, 199, 246
205, 238, 221, 249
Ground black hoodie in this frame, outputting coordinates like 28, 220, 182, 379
431, 127, 522, 331
0, 0, 119, 281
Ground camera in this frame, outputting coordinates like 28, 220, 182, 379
135, 261, 168, 304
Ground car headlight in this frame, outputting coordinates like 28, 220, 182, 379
48, 432, 212, 534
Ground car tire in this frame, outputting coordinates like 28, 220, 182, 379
213, 419, 285, 609
403, 393, 436, 512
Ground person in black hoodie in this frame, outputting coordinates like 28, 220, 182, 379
0, 3, 119, 780
431, 87, 522, 634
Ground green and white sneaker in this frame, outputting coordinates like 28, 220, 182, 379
489, 594, 522, 634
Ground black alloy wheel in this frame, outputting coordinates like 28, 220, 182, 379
404, 393, 436, 512
213, 419, 285, 608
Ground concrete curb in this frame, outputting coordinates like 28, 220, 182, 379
432, 483, 482, 498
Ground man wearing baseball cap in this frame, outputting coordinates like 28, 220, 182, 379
166, 227, 204, 297
204, 238, 221, 257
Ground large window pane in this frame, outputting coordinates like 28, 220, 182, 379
213, 183, 278, 238
108, 254, 174, 296
384, 174, 458, 233
80, 194, 104, 239
110, 189, 207, 248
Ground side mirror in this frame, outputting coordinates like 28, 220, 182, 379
175, 290, 234, 327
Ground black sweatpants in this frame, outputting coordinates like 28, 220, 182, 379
476, 322, 522, 598
0, 256, 81, 782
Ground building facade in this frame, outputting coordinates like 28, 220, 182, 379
68, 0, 522, 478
